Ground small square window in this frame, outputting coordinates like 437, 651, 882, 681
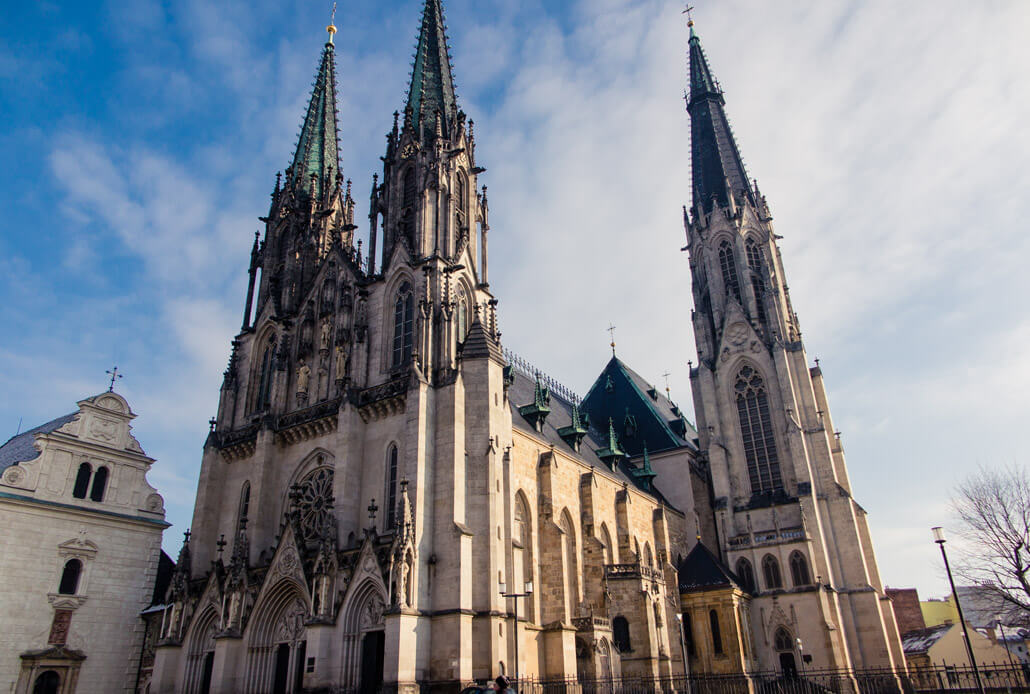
306, 657, 315, 673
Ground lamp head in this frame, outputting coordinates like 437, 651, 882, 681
932, 526, 946, 544
525, 580, 533, 595
498, 580, 507, 595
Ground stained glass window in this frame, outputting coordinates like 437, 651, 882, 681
734, 366, 783, 494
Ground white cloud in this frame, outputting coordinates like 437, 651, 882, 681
23, 0, 1030, 597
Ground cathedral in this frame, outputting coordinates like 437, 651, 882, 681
149, 2, 904, 693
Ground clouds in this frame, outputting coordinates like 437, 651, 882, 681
2, 0, 1028, 597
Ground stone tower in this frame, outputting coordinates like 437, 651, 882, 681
682, 21, 906, 673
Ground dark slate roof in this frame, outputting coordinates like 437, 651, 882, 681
289, 37, 341, 200
579, 356, 698, 457
406, 0, 459, 142
506, 367, 676, 507
150, 551, 175, 607
687, 25, 755, 214
901, 624, 952, 655
678, 542, 741, 593
0, 412, 78, 475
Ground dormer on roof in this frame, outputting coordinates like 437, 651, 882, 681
518, 375, 551, 432
630, 445, 658, 493
557, 401, 590, 452
595, 418, 627, 471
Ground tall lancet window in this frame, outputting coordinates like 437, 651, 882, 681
454, 173, 467, 237
386, 444, 399, 529
401, 168, 417, 243
392, 282, 415, 368
256, 338, 274, 411
456, 287, 469, 342
718, 241, 742, 305
734, 365, 783, 494
746, 240, 768, 326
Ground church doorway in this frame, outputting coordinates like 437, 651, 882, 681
360, 630, 385, 694
32, 671, 60, 694
199, 652, 214, 694
273, 643, 292, 694
779, 652, 797, 679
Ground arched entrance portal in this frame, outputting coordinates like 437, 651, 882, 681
360, 630, 386, 694
244, 579, 310, 693
341, 579, 388, 691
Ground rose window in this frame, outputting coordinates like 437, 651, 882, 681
292, 468, 334, 544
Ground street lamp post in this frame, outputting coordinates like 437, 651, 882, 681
996, 616, 1019, 688
500, 579, 533, 690
932, 527, 985, 694
796, 638, 806, 680
674, 613, 692, 694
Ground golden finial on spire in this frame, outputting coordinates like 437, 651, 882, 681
683, 4, 695, 28
327, 2, 338, 43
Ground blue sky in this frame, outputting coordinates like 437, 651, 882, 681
2, 0, 1029, 598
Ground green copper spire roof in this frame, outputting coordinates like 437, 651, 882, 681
595, 418, 627, 471
686, 25, 754, 214
289, 37, 342, 200
406, 0, 459, 141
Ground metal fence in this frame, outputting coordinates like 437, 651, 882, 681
507, 663, 1030, 694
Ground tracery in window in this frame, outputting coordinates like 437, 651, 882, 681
746, 239, 768, 326
790, 551, 811, 586
774, 627, 793, 652
457, 288, 469, 342
762, 554, 783, 589
392, 282, 415, 368
239, 482, 251, 528
718, 240, 742, 304
290, 467, 335, 545
734, 366, 783, 494
736, 557, 756, 593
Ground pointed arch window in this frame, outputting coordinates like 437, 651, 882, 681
455, 172, 467, 234
514, 493, 535, 620
734, 366, 783, 494
58, 559, 82, 595
736, 557, 756, 593
89, 466, 108, 502
790, 551, 811, 586
401, 168, 417, 243
386, 445, 399, 529
774, 627, 794, 652
682, 612, 696, 656
612, 616, 631, 653
72, 463, 92, 499
709, 609, 723, 654
238, 482, 251, 528
392, 282, 415, 368
718, 240, 742, 305
257, 338, 275, 411
456, 288, 469, 342
746, 239, 768, 326
762, 554, 782, 589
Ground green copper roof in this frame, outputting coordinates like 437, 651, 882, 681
406, 0, 458, 141
289, 40, 341, 200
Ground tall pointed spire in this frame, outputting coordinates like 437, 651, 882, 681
686, 23, 754, 214
289, 29, 342, 200
406, 0, 459, 142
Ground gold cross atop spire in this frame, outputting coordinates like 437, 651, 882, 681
327, 2, 338, 43
607, 323, 617, 356
682, 4, 695, 28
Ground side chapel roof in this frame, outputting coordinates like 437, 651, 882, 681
677, 542, 742, 593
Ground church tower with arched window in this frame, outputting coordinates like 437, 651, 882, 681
682, 18, 906, 675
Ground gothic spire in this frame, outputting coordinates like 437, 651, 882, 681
406, 0, 459, 142
289, 31, 342, 200
686, 23, 754, 214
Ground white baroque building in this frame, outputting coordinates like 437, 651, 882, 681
0, 391, 168, 694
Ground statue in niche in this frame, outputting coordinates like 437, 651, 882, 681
320, 318, 332, 353
296, 359, 311, 395
334, 344, 349, 382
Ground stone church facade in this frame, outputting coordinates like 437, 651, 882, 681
150, 3, 903, 693
0, 391, 168, 694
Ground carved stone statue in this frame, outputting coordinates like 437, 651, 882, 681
398, 558, 410, 608
334, 344, 348, 381
296, 360, 311, 395
320, 318, 332, 353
